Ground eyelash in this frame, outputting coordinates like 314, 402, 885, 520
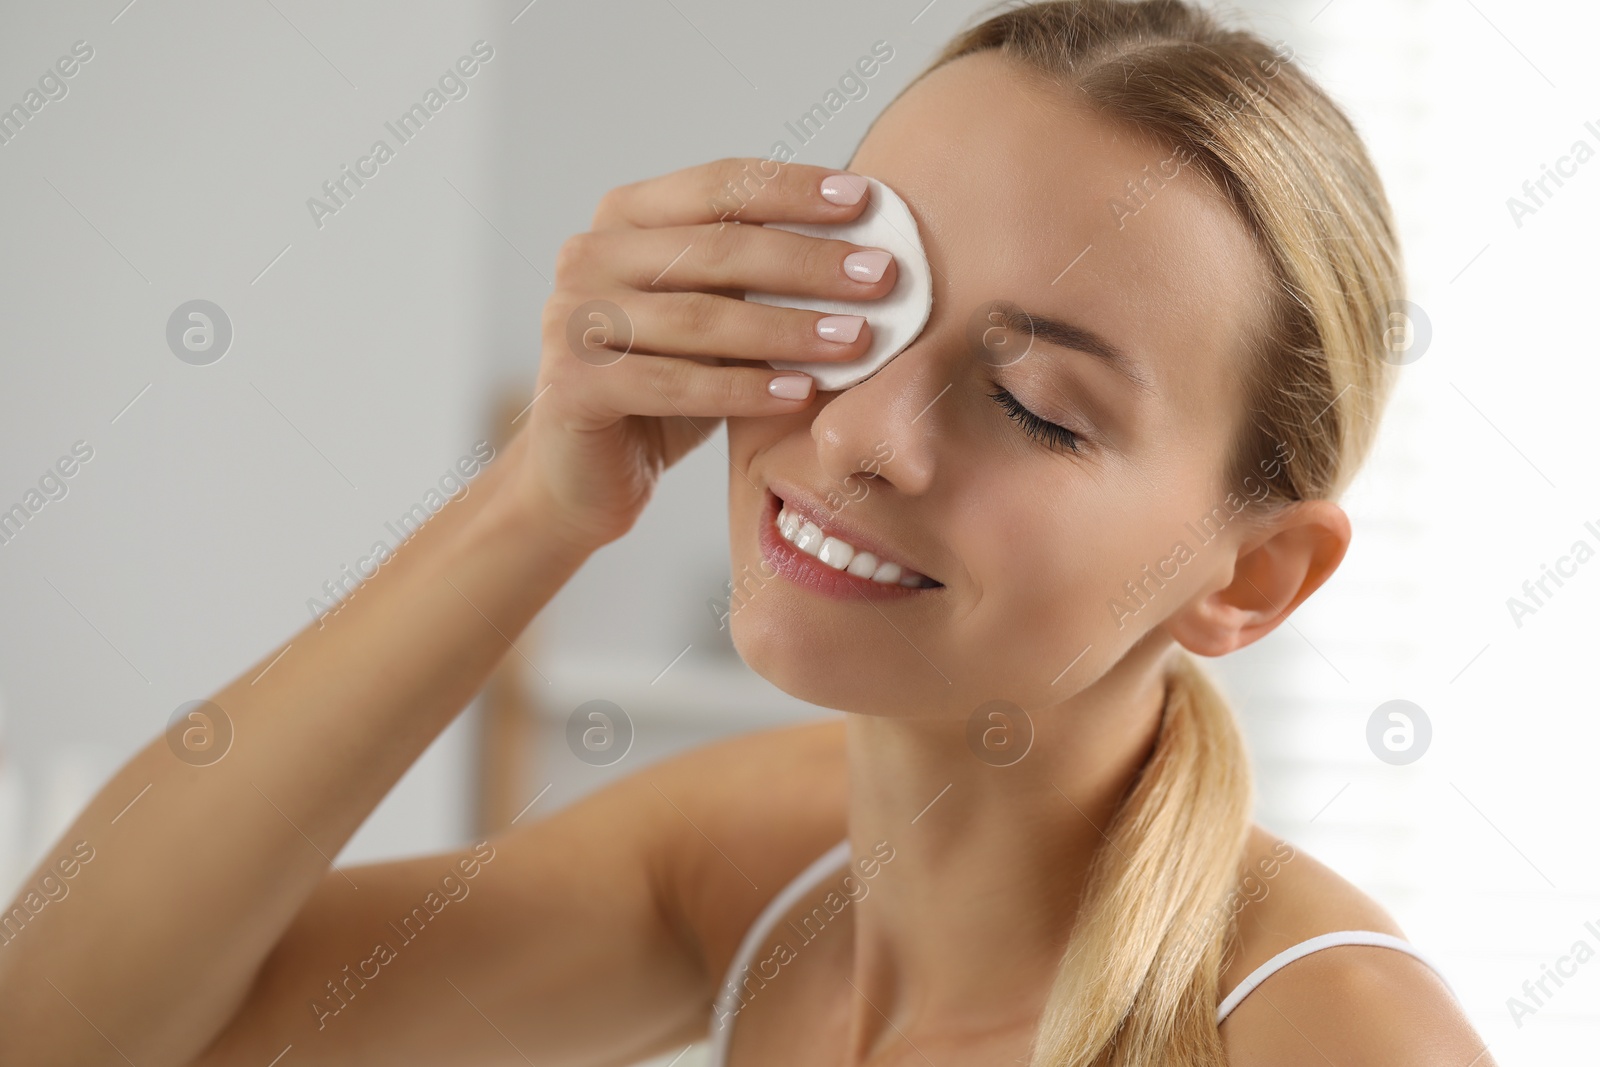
987, 386, 1084, 454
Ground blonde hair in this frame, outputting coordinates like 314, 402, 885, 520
901, 2, 1406, 1063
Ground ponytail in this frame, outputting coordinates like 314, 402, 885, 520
1029, 652, 1253, 1066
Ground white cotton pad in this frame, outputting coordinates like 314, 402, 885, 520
745, 176, 934, 391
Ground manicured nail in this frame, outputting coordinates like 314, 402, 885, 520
843, 250, 893, 284
768, 374, 814, 400
816, 315, 866, 343
820, 173, 869, 205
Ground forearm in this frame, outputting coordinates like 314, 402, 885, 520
0, 436, 593, 1066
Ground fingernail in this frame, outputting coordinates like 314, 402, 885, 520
768, 374, 814, 400
820, 173, 869, 205
843, 250, 892, 284
816, 315, 866, 343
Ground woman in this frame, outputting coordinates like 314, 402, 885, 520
0, 2, 1493, 1064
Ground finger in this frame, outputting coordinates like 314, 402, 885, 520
591, 289, 873, 364
566, 352, 818, 420
591, 157, 874, 231
559, 222, 899, 303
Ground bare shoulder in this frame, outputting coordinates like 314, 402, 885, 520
1219, 825, 1494, 1065
616, 716, 849, 985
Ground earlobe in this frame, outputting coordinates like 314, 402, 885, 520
1165, 501, 1351, 657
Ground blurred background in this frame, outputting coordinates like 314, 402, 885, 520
1, 0, 1596, 1063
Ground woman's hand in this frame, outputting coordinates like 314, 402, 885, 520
518, 158, 899, 552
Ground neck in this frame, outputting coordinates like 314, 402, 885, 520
840, 638, 1175, 1059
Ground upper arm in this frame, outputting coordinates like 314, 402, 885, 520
187, 718, 847, 1067
1219, 946, 1495, 1066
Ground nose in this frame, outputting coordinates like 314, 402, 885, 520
809, 325, 950, 497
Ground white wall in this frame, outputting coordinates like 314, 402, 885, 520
0, 0, 505, 880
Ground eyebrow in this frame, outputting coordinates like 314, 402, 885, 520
990, 301, 1154, 396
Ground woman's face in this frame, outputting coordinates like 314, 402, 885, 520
724, 50, 1275, 719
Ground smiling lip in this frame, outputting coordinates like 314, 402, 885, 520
758, 485, 942, 602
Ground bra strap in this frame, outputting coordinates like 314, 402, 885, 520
1216, 929, 1454, 1024
706, 839, 852, 1065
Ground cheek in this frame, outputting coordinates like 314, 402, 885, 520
959, 490, 1116, 638
959, 488, 1179, 660
977, 476, 1122, 582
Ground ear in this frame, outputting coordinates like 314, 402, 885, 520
1164, 500, 1351, 657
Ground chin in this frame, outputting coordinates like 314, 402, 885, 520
727, 599, 882, 714
726, 594, 999, 721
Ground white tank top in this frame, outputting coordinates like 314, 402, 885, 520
705, 839, 1454, 1065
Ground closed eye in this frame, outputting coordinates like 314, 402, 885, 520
987, 386, 1083, 455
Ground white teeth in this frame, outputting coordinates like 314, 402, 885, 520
775, 504, 934, 588
817, 536, 854, 570
846, 551, 879, 578
795, 520, 825, 555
